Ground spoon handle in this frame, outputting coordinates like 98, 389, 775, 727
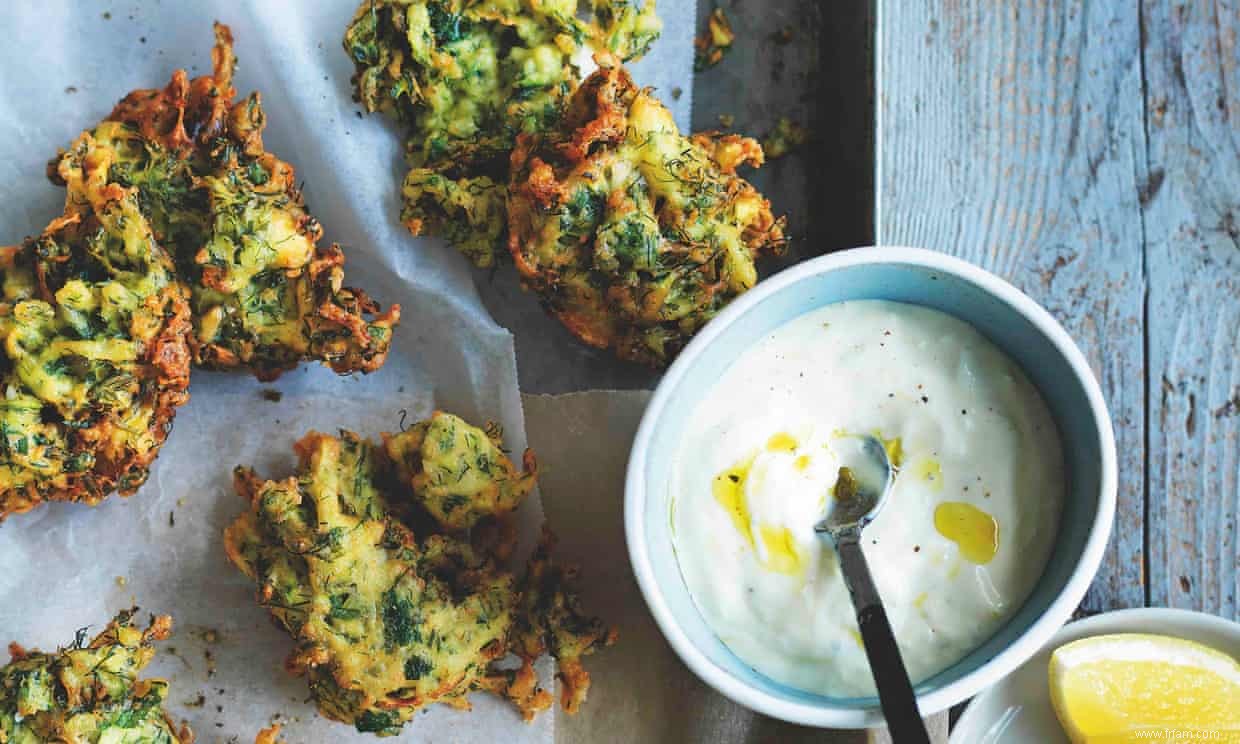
835, 533, 931, 744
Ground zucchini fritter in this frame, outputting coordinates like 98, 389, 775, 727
223, 415, 612, 736
344, 0, 662, 266
0, 133, 192, 518
507, 63, 785, 364
383, 412, 537, 530
53, 24, 399, 380
0, 610, 192, 743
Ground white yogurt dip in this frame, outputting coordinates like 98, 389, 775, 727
671, 300, 1064, 697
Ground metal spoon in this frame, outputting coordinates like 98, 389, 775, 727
815, 435, 930, 744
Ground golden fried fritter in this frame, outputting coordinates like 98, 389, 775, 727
384, 412, 537, 530
0, 132, 191, 518
507, 62, 785, 364
344, 0, 662, 266
223, 416, 611, 736
52, 24, 399, 381
1, 610, 192, 744
224, 430, 517, 734
3, 24, 399, 516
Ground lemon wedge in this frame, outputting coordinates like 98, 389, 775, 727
1048, 633, 1240, 743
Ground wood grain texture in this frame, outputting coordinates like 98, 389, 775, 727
876, 1, 1150, 611
1142, 0, 1240, 618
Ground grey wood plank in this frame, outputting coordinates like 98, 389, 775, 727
1142, 0, 1240, 619
876, 0, 1149, 611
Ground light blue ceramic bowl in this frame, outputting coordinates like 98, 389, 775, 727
625, 246, 1117, 728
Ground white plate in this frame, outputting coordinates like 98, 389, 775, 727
950, 608, 1240, 743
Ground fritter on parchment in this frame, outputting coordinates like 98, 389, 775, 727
0, 134, 192, 518
223, 413, 613, 736
507, 62, 785, 364
3, 24, 399, 517
1, 610, 192, 743
51, 24, 399, 381
344, 0, 661, 266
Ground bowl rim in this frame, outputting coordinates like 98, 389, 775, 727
624, 246, 1118, 728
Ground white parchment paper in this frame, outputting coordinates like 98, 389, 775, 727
0, 2, 692, 742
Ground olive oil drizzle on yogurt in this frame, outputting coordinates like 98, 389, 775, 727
710, 433, 1004, 575
712, 433, 813, 576
934, 501, 1000, 564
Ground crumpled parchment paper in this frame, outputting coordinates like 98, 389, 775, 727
0, 2, 691, 742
